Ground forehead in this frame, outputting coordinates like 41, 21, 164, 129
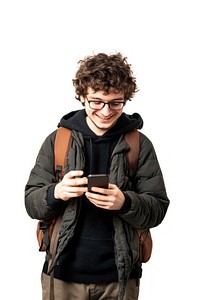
86, 87, 124, 100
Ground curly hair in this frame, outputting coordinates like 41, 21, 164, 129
72, 52, 138, 101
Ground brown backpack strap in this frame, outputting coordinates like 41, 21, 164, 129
54, 127, 71, 179
47, 127, 71, 299
47, 214, 63, 300
124, 129, 140, 177
125, 130, 152, 263
50, 126, 72, 262
47, 214, 63, 273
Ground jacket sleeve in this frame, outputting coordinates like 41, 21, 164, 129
118, 132, 170, 229
25, 130, 66, 220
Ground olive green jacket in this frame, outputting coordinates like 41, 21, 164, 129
25, 129, 169, 299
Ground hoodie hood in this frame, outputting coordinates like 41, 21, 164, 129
58, 109, 143, 138
58, 109, 143, 175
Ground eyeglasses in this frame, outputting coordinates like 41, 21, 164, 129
86, 97, 126, 111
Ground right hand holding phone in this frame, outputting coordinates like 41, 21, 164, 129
54, 170, 88, 201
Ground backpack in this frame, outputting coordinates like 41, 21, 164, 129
37, 127, 152, 264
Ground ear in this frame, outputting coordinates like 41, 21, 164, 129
80, 96, 85, 106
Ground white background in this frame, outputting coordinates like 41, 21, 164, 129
0, 0, 199, 299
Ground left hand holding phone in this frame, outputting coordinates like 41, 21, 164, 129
85, 183, 125, 210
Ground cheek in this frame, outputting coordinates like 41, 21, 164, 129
85, 106, 91, 117
84, 102, 97, 117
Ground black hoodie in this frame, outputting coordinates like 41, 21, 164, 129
59, 109, 143, 135
44, 109, 143, 283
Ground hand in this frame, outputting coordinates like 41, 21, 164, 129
85, 183, 125, 210
54, 170, 88, 201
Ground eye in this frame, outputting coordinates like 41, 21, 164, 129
111, 102, 121, 107
93, 101, 103, 105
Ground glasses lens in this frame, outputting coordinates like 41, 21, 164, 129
109, 102, 124, 110
89, 101, 104, 109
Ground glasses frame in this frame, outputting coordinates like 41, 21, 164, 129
86, 97, 126, 111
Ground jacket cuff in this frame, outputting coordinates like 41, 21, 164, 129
118, 194, 132, 214
47, 185, 64, 208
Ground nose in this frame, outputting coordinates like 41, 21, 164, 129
100, 103, 112, 115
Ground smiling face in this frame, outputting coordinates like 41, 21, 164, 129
81, 87, 126, 135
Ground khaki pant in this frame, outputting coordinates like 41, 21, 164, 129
41, 273, 140, 300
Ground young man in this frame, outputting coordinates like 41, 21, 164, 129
25, 52, 169, 300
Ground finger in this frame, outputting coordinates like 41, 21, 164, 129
61, 187, 87, 200
89, 187, 110, 195
72, 177, 88, 187
62, 176, 87, 187
65, 170, 84, 179
86, 192, 115, 203
61, 191, 85, 200
85, 191, 107, 200
89, 198, 115, 210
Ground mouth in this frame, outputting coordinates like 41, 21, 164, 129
95, 113, 114, 121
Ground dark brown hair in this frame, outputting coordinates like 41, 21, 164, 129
72, 52, 138, 101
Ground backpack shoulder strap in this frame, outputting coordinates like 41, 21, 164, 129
125, 129, 153, 263
54, 127, 71, 179
47, 127, 71, 275
124, 129, 140, 177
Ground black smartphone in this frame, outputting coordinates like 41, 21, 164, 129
88, 174, 109, 192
